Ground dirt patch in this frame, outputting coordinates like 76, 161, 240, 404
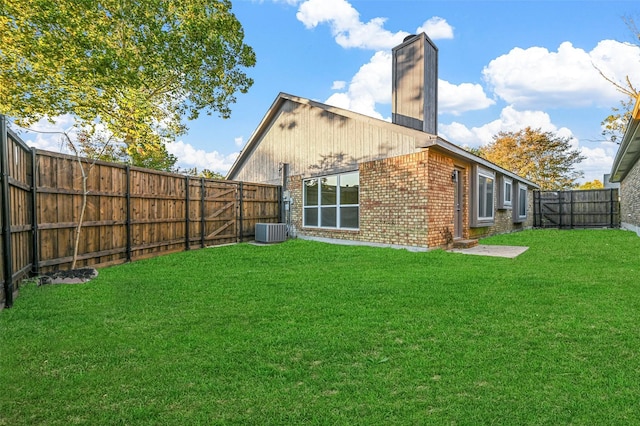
38, 268, 98, 285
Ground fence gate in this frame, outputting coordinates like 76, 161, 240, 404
202, 180, 239, 246
533, 189, 620, 229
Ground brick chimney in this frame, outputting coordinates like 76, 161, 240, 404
391, 33, 438, 135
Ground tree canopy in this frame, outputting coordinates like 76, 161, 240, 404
0, 0, 255, 170
578, 180, 605, 190
478, 127, 586, 190
599, 15, 639, 144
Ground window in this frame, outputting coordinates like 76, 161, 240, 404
303, 172, 359, 229
505, 180, 512, 205
478, 172, 494, 220
512, 183, 528, 223
471, 167, 495, 227
497, 176, 512, 209
518, 184, 527, 218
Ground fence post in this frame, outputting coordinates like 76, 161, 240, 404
238, 181, 244, 243
125, 166, 132, 262
610, 189, 615, 228
569, 190, 574, 229
0, 115, 14, 308
533, 191, 538, 227
30, 148, 39, 276
185, 176, 190, 251
200, 178, 205, 248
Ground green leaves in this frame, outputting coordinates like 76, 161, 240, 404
1, 0, 255, 169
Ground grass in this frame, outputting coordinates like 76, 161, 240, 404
1, 229, 640, 425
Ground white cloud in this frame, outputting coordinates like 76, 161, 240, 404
296, 0, 455, 49
416, 17, 454, 40
483, 40, 640, 109
439, 80, 495, 115
325, 50, 391, 119
438, 105, 617, 183
234, 136, 244, 147
439, 105, 573, 147
327, 53, 493, 119
331, 80, 346, 90
579, 145, 616, 182
12, 115, 79, 154
166, 140, 239, 174
296, 0, 408, 49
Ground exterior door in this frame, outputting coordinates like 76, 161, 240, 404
453, 169, 463, 239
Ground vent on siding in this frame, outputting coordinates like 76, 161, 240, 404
255, 223, 288, 243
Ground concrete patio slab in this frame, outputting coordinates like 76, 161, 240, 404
449, 244, 529, 258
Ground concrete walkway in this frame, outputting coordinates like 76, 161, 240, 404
449, 244, 529, 258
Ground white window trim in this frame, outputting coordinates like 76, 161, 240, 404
303, 172, 359, 230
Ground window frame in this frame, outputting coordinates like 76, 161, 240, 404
471, 166, 495, 227
497, 176, 513, 209
516, 183, 528, 222
303, 171, 359, 230
511, 182, 528, 223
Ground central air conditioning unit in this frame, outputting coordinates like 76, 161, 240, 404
255, 223, 288, 243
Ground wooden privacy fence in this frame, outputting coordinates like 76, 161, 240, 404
1, 118, 280, 308
533, 189, 620, 229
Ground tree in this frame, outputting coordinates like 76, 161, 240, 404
599, 15, 639, 144
478, 127, 586, 190
182, 167, 225, 180
0, 0, 255, 163
578, 180, 604, 190
1, 0, 254, 268
601, 95, 637, 144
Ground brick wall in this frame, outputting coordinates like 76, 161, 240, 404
620, 158, 640, 234
289, 149, 534, 249
426, 151, 456, 247
359, 151, 430, 247
289, 152, 431, 248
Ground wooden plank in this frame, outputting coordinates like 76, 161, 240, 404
206, 220, 235, 239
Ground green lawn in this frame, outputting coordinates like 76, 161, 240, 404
1, 229, 640, 425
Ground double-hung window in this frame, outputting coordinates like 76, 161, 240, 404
511, 183, 528, 223
303, 172, 359, 229
478, 171, 494, 221
498, 176, 512, 209
518, 185, 527, 218
471, 167, 495, 227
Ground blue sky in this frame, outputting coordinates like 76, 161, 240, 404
26, 0, 640, 183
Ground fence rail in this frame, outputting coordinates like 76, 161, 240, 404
1, 119, 280, 308
533, 189, 620, 229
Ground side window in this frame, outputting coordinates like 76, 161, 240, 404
518, 184, 527, 218
512, 183, 528, 223
472, 167, 495, 227
478, 172, 494, 220
497, 175, 512, 209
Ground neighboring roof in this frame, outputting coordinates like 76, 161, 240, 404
610, 95, 640, 183
227, 92, 539, 188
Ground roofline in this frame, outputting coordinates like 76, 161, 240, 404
609, 94, 640, 182
226, 92, 539, 188
422, 136, 540, 188
226, 92, 439, 179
